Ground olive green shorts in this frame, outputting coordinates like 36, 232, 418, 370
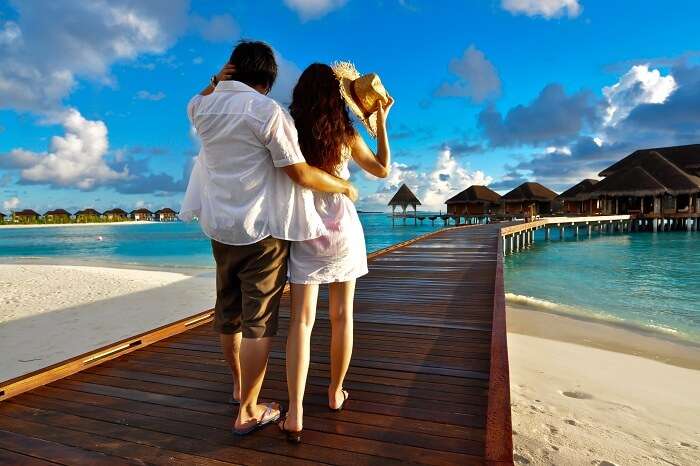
211, 237, 289, 338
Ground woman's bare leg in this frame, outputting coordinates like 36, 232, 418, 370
328, 280, 355, 409
285, 283, 319, 431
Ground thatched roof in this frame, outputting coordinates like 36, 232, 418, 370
502, 182, 557, 202
14, 209, 40, 216
75, 208, 102, 216
104, 208, 128, 216
388, 184, 421, 206
0, 212, 6, 218
594, 150, 700, 196
155, 208, 177, 214
445, 185, 501, 205
588, 166, 666, 197
557, 179, 599, 201
130, 208, 153, 215
600, 144, 700, 177
44, 209, 71, 216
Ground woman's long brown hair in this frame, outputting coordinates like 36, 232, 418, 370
289, 63, 356, 174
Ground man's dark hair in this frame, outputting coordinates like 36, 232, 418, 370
228, 40, 278, 91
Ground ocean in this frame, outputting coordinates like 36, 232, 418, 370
1, 216, 698, 343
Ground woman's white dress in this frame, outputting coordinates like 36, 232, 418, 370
289, 148, 368, 284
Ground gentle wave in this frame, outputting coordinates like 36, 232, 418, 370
505, 293, 692, 342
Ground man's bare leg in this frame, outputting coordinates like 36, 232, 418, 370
235, 336, 279, 429
219, 333, 242, 402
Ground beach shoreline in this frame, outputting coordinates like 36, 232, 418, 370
507, 305, 700, 465
0, 220, 160, 229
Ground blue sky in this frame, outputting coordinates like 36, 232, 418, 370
1, 0, 700, 214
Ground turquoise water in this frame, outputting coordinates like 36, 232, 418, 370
0, 213, 443, 269
505, 230, 700, 343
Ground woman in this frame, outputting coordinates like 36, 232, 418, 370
279, 62, 393, 443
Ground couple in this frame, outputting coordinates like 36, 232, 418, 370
180, 40, 393, 443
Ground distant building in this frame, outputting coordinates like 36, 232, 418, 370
12, 209, 40, 224
445, 185, 501, 217
130, 208, 153, 221
0, 212, 6, 223
557, 179, 601, 215
388, 184, 421, 218
154, 208, 178, 222
585, 145, 700, 218
501, 182, 557, 218
75, 208, 102, 223
44, 209, 72, 224
103, 208, 129, 222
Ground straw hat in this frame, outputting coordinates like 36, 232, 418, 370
332, 61, 389, 138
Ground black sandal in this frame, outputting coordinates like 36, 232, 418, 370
330, 389, 349, 412
278, 414, 303, 444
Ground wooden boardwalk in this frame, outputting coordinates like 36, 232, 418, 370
0, 224, 512, 465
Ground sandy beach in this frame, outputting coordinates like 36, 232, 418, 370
508, 305, 700, 465
0, 262, 215, 382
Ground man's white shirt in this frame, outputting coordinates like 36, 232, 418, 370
180, 80, 326, 245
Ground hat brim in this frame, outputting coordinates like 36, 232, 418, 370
333, 62, 378, 138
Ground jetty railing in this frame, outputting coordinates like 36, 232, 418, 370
500, 215, 633, 255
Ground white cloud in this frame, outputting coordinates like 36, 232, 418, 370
190, 14, 239, 42
135, 90, 166, 101
501, 0, 582, 19
2, 196, 20, 211
192, 56, 204, 65
18, 108, 128, 190
269, 50, 303, 105
283, 0, 348, 20
435, 45, 501, 103
361, 148, 492, 211
602, 64, 677, 127
0, 0, 189, 112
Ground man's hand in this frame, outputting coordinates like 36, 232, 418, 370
344, 183, 359, 203
215, 64, 236, 84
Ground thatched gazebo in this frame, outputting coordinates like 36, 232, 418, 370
388, 184, 421, 225
557, 179, 600, 215
502, 182, 557, 219
75, 208, 102, 223
155, 208, 178, 222
44, 209, 72, 224
445, 185, 501, 217
130, 208, 153, 221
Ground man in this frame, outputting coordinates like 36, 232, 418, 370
180, 40, 357, 435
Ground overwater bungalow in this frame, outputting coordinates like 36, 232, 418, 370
12, 209, 40, 224
155, 207, 178, 222
388, 184, 421, 224
557, 179, 602, 215
43, 209, 72, 224
585, 145, 700, 220
445, 185, 501, 217
0, 212, 5, 223
501, 182, 557, 218
75, 208, 102, 223
130, 208, 153, 221
103, 208, 129, 222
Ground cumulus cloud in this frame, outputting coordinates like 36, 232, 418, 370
360, 148, 492, 210
479, 83, 597, 147
2, 196, 20, 211
501, 0, 582, 19
269, 51, 303, 105
135, 90, 166, 101
0, 0, 189, 112
435, 45, 501, 103
16, 109, 128, 190
190, 14, 239, 42
283, 0, 348, 20
602, 64, 677, 127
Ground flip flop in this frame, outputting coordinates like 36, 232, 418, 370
329, 389, 349, 412
278, 414, 303, 444
228, 395, 240, 405
233, 402, 281, 436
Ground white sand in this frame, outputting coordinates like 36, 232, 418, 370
0, 221, 157, 229
508, 311, 700, 465
0, 264, 215, 382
